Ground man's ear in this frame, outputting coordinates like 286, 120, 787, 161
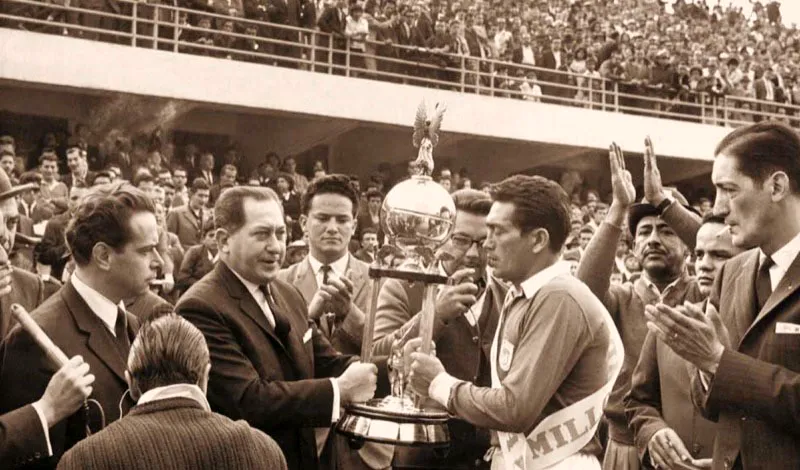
215, 228, 230, 254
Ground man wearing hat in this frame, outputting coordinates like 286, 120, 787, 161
0, 167, 60, 341
576, 141, 703, 470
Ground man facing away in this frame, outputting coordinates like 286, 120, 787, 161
409, 175, 622, 470
58, 313, 287, 470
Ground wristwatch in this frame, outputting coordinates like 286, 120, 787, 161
655, 195, 674, 215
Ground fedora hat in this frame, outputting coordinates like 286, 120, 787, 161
0, 168, 37, 202
627, 188, 698, 237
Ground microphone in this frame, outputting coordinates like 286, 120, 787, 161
10, 303, 68, 368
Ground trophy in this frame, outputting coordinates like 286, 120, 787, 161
336, 101, 455, 448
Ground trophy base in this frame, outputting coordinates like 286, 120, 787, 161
336, 396, 450, 448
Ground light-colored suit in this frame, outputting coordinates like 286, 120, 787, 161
692, 249, 800, 470
277, 256, 370, 356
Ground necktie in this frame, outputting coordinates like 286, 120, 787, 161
755, 256, 774, 314
259, 285, 292, 343
319, 265, 334, 334
115, 307, 132, 357
320, 265, 332, 286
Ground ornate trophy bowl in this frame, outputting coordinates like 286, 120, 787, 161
336, 172, 456, 448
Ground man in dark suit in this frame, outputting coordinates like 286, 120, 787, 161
60, 143, 94, 190
176, 186, 382, 470
373, 189, 502, 469
166, 178, 211, 250
192, 153, 217, 187
176, 221, 218, 293
0, 182, 164, 468
648, 122, 800, 470
58, 314, 286, 470
0, 168, 61, 340
35, 184, 90, 283
1, 357, 94, 468
17, 173, 53, 224
316, 0, 347, 73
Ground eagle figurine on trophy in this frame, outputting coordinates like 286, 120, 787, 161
411, 101, 447, 177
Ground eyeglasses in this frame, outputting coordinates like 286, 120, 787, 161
451, 234, 486, 251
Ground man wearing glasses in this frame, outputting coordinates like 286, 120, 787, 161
372, 188, 507, 470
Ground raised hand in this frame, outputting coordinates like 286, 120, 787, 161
609, 142, 636, 208
643, 136, 667, 206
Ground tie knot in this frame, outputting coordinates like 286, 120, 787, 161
320, 265, 332, 284
761, 255, 775, 272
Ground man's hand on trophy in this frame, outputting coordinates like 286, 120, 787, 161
407, 338, 445, 399
337, 362, 378, 405
436, 268, 478, 323
402, 337, 437, 379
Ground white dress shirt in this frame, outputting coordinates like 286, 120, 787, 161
761, 229, 800, 290
71, 271, 124, 336
308, 253, 350, 288
138, 383, 211, 411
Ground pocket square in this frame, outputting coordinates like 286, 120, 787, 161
303, 328, 313, 343
775, 322, 800, 335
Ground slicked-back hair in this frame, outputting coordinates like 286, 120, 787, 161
66, 182, 156, 266
128, 313, 209, 395
214, 186, 282, 235
190, 178, 210, 193
715, 122, 800, 193
490, 175, 571, 252
451, 188, 492, 217
300, 174, 360, 217
701, 212, 727, 226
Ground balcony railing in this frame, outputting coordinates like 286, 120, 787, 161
2, 0, 798, 128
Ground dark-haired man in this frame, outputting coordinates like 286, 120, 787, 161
578, 141, 704, 470
278, 174, 371, 355
353, 227, 378, 264
36, 183, 90, 282
167, 178, 211, 250
0, 183, 163, 468
374, 188, 505, 470
176, 186, 382, 470
409, 175, 621, 470
648, 122, 800, 469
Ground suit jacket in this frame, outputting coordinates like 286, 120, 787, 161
18, 201, 52, 225
317, 6, 346, 37
692, 249, 800, 470
0, 405, 49, 468
277, 256, 369, 355
175, 262, 359, 470
373, 276, 505, 468
123, 290, 173, 322
60, 172, 95, 190
177, 244, 217, 293
34, 212, 71, 281
625, 328, 718, 466
0, 280, 138, 469
0, 267, 56, 342
166, 205, 209, 250
57, 397, 287, 470
11, 216, 39, 273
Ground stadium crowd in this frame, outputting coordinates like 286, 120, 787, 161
3, 0, 800, 123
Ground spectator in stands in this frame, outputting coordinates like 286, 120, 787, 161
345, 4, 369, 74
317, 0, 348, 73
0, 151, 17, 184
62, 142, 92, 189
210, 163, 238, 203
177, 220, 218, 294
167, 178, 212, 250
171, 166, 190, 208
356, 187, 383, 245
17, 172, 52, 224
36, 182, 89, 282
195, 152, 217, 186
38, 150, 69, 214
274, 172, 301, 241
353, 227, 378, 264
58, 314, 287, 470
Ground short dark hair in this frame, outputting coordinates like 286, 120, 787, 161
364, 188, 383, 201
134, 172, 154, 187
579, 225, 595, 235
221, 164, 237, 175
490, 175, 571, 252
360, 227, 378, 239
89, 171, 113, 186
190, 177, 210, 193
18, 171, 42, 186
128, 313, 209, 395
275, 172, 295, 192
39, 149, 58, 165
214, 186, 282, 235
701, 212, 727, 226
451, 188, 492, 217
715, 122, 800, 193
66, 183, 156, 266
301, 174, 360, 216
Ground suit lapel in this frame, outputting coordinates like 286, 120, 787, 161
270, 288, 314, 379
62, 281, 128, 384
744, 250, 800, 341
293, 258, 318, 304
346, 257, 368, 302
218, 263, 288, 355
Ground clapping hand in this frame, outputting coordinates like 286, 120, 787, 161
609, 142, 636, 209
643, 136, 668, 207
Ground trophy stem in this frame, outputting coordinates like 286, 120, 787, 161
418, 284, 438, 356
360, 276, 382, 363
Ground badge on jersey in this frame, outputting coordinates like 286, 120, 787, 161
499, 339, 514, 372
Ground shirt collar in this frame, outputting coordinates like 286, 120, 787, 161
226, 262, 264, 300
762, 229, 800, 273
137, 383, 211, 412
511, 260, 572, 300
308, 253, 349, 278
71, 271, 124, 334
641, 272, 684, 297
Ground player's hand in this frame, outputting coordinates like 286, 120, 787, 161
337, 362, 377, 404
